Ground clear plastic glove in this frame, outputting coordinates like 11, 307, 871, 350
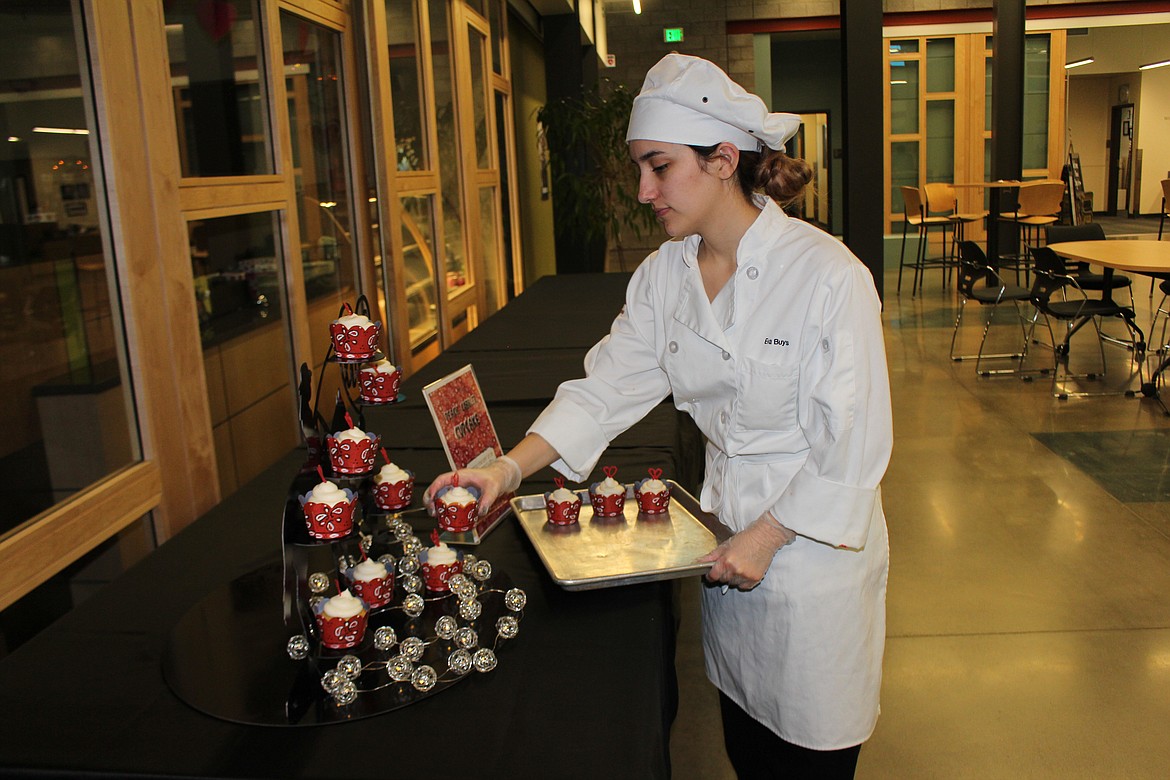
697, 511, 796, 591
423, 455, 522, 516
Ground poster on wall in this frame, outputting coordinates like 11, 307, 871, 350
422, 364, 513, 543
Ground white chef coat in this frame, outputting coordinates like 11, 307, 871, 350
528, 197, 892, 750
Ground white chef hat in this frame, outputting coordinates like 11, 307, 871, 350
626, 53, 801, 152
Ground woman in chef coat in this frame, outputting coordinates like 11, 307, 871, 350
426, 53, 891, 778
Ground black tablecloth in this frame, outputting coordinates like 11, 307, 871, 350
0, 271, 699, 780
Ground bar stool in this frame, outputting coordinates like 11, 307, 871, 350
923, 182, 988, 266
897, 185, 952, 296
998, 180, 1065, 282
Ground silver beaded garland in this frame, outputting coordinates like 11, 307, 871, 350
308, 572, 331, 594
387, 655, 414, 682
470, 560, 493, 582
286, 634, 310, 660
359, 533, 373, 554
447, 648, 473, 675
462, 553, 478, 569
398, 555, 420, 576
504, 588, 527, 612
401, 574, 422, 593
472, 648, 498, 673
332, 679, 359, 706
321, 668, 346, 693
447, 573, 470, 595
392, 521, 414, 541
336, 654, 363, 679
400, 636, 426, 662
338, 554, 357, 571
411, 665, 438, 692
309, 595, 324, 611
454, 627, 478, 649
402, 593, 425, 617
373, 626, 398, 651
496, 615, 519, 639
434, 615, 458, 640
458, 598, 482, 621
402, 536, 423, 555
377, 553, 397, 570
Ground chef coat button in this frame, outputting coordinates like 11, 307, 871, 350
746, 266, 759, 280
720, 411, 729, 424
721, 350, 731, 361
668, 341, 679, 353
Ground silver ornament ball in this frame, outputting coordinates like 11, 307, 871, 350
504, 588, 527, 612
332, 679, 359, 706
402, 593, 425, 617
411, 664, 438, 692
398, 555, 420, 576
321, 668, 346, 693
472, 647, 498, 673
286, 634, 310, 660
373, 626, 398, 651
496, 615, 519, 639
434, 615, 458, 640
447, 648, 473, 675
471, 560, 493, 582
387, 655, 414, 682
308, 572, 331, 594
400, 636, 426, 662
336, 654, 362, 679
454, 626, 478, 649
458, 599, 482, 621
402, 574, 422, 593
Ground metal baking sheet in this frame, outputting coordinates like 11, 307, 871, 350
510, 480, 731, 591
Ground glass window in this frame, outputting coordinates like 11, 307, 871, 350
479, 186, 501, 316
489, 0, 505, 76
926, 38, 955, 93
926, 100, 955, 183
429, 0, 468, 295
190, 211, 296, 495
889, 39, 918, 54
281, 14, 355, 303
469, 28, 490, 170
1023, 35, 1050, 170
889, 61, 919, 135
386, 0, 427, 172
0, 1, 138, 535
400, 195, 438, 353
165, 0, 273, 177
985, 56, 993, 133
891, 141, 920, 216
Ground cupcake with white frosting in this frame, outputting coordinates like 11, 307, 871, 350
635, 468, 671, 515
358, 359, 401, 403
589, 466, 627, 518
330, 310, 380, 361
434, 478, 480, 533
300, 474, 357, 539
315, 589, 368, 650
545, 477, 583, 526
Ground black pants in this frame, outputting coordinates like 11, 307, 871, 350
718, 692, 862, 780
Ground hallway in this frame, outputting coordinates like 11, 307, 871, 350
671, 240, 1170, 778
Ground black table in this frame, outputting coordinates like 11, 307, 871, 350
0, 271, 693, 779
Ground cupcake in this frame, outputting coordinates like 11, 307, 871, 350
589, 466, 626, 518
300, 476, 357, 539
545, 477, 582, 526
372, 461, 414, 511
635, 468, 671, 515
434, 479, 480, 533
330, 311, 380, 361
421, 535, 462, 592
327, 425, 381, 475
315, 589, 368, 650
358, 359, 401, 403
347, 557, 394, 609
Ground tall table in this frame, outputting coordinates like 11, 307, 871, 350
1050, 239, 1170, 409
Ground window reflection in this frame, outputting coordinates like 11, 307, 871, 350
429, 0, 469, 295
469, 29, 489, 169
165, 0, 273, 177
0, 1, 137, 535
387, 0, 427, 171
281, 13, 355, 303
400, 195, 438, 353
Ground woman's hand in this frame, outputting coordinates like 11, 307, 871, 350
423, 456, 522, 516
697, 512, 796, 591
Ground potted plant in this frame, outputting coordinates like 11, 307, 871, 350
536, 82, 656, 273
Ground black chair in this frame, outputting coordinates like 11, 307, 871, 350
1045, 223, 1133, 306
951, 241, 1034, 375
1028, 245, 1145, 399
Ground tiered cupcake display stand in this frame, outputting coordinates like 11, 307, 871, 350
163, 298, 526, 726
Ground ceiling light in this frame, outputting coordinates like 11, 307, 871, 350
633, 0, 641, 13
1139, 59, 1170, 70
890, 80, 907, 85
1064, 57, 1094, 69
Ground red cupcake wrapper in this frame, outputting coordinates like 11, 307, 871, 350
545, 497, 582, 526
330, 321, 380, 361
326, 433, 381, 475
590, 491, 626, 518
315, 609, 368, 650
358, 368, 401, 402
636, 488, 671, 515
301, 496, 356, 539
373, 477, 414, 511
350, 574, 394, 609
422, 559, 462, 592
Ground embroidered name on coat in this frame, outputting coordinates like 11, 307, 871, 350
763, 338, 790, 347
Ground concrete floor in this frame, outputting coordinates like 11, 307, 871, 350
669, 232, 1170, 778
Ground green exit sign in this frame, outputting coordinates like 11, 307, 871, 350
663, 28, 684, 43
